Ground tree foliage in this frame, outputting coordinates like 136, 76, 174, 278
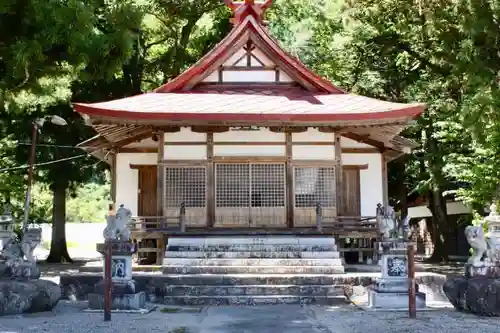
3, 0, 500, 263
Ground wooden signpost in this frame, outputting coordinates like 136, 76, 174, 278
407, 243, 416, 318
104, 240, 112, 321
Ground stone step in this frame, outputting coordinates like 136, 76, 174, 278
162, 295, 347, 306
165, 284, 344, 296
162, 265, 344, 274
162, 258, 343, 266
167, 236, 336, 247
166, 244, 337, 252
163, 274, 342, 286
164, 251, 340, 259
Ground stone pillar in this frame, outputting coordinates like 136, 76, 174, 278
368, 240, 426, 309
88, 241, 146, 311
88, 205, 146, 311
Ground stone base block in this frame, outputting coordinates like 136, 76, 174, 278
373, 279, 420, 293
0, 279, 61, 315
368, 289, 426, 309
88, 291, 146, 310
443, 276, 500, 316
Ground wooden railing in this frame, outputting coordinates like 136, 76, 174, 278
316, 202, 380, 263
129, 203, 186, 233
315, 202, 378, 235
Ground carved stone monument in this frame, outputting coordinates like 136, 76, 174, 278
366, 204, 426, 309
444, 203, 500, 315
0, 205, 60, 315
88, 204, 147, 311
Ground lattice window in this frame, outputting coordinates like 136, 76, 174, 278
294, 167, 335, 208
215, 163, 286, 208
164, 167, 206, 208
215, 163, 250, 208
251, 164, 285, 207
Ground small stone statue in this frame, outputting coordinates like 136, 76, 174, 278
103, 204, 132, 241
376, 203, 397, 240
465, 225, 488, 267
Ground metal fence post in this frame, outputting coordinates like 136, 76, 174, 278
316, 202, 322, 232
179, 202, 186, 232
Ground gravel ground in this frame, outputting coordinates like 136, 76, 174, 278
1, 301, 499, 333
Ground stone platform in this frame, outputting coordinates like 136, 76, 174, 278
60, 235, 448, 306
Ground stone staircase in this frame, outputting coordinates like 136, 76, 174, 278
162, 235, 346, 305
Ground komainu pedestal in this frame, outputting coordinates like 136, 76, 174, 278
368, 240, 426, 309
362, 204, 426, 310
88, 205, 146, 311
0, 206, 60, 315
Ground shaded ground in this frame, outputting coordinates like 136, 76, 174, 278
0, 302, 498, 333
38, 258, 464, 279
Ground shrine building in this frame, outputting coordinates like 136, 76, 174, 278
74, 0, 424, 266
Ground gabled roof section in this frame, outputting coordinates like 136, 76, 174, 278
155, 0, 344, 94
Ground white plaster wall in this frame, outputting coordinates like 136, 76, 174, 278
293, 128, 333, 142
222, 70, 276, 82
164, 146, 207, 160
340, 137, 373, 148
165, 127, 206, 142
251, 48, 273, 66
214, 128, 285, 142
203, 71, 219, 82
225, 48, 247, 66
292, 146, 334, 160
115, 153, 156, 215
343, 153, 383, 216
126, 138, 157, 148
214, 145, 285, 156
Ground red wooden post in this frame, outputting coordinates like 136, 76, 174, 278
408, 243, 416, 318
104, 240, 112, 321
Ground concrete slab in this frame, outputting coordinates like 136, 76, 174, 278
197, 305, 320, 333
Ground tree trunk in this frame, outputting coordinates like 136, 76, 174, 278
425, 186, 450, 263
46, 180, 72, 263
422, 126, 450, 263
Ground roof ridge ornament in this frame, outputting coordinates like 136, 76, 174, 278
224, 0, 273, 25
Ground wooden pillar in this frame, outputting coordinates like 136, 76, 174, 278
285, 132, 294, 228
381, 154, 389, 207
334, 132, 343, 216
206, 133, 215, 227
156, 131, 165, 218
110, 151, 117, 204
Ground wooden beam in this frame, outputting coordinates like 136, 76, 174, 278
130, 164, 156, 169
221, 65, 277, 71
334, 132, 343, 216
117, 147, 157, 153
206, 133, 215, 228
110, 152, 117, 203
381, 154, 389, 207
191, 126, 230, 133
156, 131, 165, 218
342, 132, 386, 151
285, 132, 294, 228
343, 164, 368, 170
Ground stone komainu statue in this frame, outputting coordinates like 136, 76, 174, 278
103, 204, 132, 241
465, 225, 488, 266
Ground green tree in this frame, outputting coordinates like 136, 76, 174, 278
2, 0, 143, 262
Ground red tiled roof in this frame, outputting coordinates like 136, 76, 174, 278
154, 13, 344, 93
73, 0, 425, 124
74, 88, 424, 123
